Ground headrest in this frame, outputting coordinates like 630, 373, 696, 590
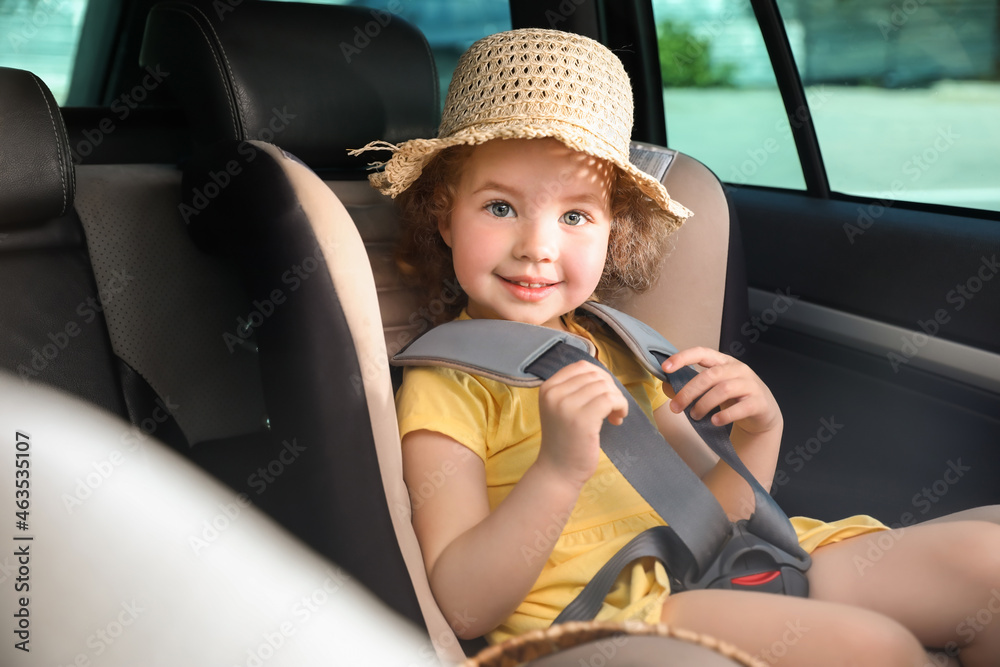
139, 1, 440, 172
0, 67, 75, 228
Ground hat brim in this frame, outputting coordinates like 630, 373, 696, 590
355, 118, 694, 226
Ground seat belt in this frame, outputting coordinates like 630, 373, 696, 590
391, 303, 810, 622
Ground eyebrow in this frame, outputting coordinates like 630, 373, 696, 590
471, 180, 523, 198
472, 181, 608, 207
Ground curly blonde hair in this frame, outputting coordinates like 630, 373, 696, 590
394, 142, 678, 325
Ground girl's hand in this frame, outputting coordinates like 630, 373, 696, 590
662, 347, 781, 437
536, 359, 629, 487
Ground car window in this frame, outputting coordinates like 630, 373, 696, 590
651, 0, 806, 191
268, 0, 511, 106
776, 0, 1000, 213
0, 0, 90, 104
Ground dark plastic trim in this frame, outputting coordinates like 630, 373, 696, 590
750, 0, 829, 198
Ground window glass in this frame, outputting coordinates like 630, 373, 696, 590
269, 0, 511, 106
652, 0, 806, 190
0, 0, 89, 104
777, 0, 1000, 212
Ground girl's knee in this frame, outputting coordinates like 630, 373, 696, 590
840, 613, 926, 667
941, 522, 1000, 590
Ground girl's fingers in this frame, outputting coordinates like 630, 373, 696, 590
710, 398, 759, 427
661, 346, 728, 373
669, 366, 743, 413
542, 361, 628, 422
684, 380, 748, 421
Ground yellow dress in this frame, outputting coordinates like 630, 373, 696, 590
395, 311, 887, 644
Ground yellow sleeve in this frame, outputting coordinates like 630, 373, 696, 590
395, 365, 495, 463
641, 374, 670, 413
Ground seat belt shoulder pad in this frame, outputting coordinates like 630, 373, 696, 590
580, 302, 677, 380
391, 318, 596, 387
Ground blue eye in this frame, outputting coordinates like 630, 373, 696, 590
561, 210, 588, 226
486, 201, 514, 218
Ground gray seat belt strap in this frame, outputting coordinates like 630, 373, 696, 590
522, 340, 732, 567
579, 303, 804, 559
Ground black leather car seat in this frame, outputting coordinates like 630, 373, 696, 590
0, 66, 191, 440
0, 62, 439, 667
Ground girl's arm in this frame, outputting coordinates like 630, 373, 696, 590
651, 347, 783, 521
403, 359, 628, 639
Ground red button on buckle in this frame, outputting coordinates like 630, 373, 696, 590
731, 570, 781, 586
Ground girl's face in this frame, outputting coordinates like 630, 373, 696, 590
439, 138, 614, 330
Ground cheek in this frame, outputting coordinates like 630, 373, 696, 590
565, 236, 610, 291
449, 228, 495, 283
584, 231, 612, 280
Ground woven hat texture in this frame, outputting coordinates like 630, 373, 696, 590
351, 28, 692, 225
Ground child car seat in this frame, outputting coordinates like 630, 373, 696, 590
138, 1, 752, 661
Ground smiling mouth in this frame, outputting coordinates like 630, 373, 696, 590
501, 276, 557, 288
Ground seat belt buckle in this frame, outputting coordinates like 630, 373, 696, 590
680, 521, 811, 598
713, 565, 809, 596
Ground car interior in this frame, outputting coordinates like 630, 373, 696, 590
1, 0, 998, 664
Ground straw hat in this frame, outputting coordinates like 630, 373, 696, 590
461, 620, 765, 667
350, 28, 693, 226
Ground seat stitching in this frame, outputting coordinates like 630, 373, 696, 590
186, 4, 246, 135
158, 5, 241, 137
29, 73, 68, 215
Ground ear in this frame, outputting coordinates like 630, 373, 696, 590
437, 214, 453, 248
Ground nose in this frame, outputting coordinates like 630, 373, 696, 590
513, 217, 559, 263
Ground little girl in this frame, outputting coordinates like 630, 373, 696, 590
355, 28, 1000, 666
